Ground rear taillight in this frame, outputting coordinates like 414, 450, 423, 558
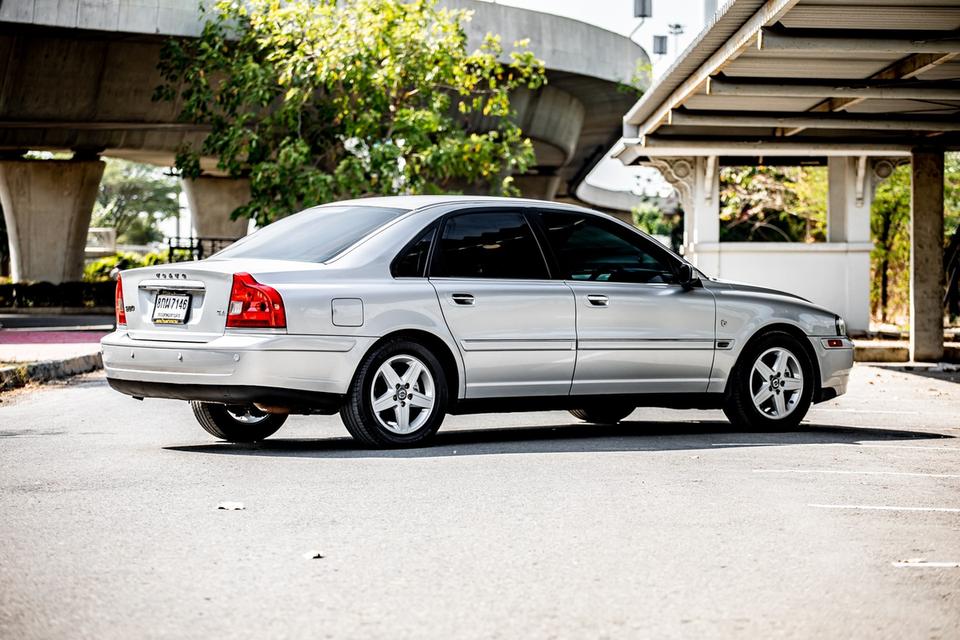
226, 272, 286, 328
115, 276, 127, 326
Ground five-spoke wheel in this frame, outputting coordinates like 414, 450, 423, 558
341, 338, 448, 448
370, 355, 437, 435
723, 331, 813, 430
749, 347, 804, 420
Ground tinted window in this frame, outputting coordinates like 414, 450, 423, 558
212, 205, 407, 263
540, 211, 677, 284
433, 212, 548, 279
392, 224, 436, 277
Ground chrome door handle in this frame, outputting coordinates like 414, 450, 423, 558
586, 294, 608, 307
451, 293, 475, 306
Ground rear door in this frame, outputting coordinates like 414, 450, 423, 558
429, 210, 577, 398
537, 210, 716, 394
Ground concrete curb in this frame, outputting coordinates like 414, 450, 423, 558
854, 343, 960, 363
0, 353, 103, 392
854, 344, 909, 363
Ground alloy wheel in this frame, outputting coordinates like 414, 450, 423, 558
369, 354, 436, 434
749, 346, 804, 419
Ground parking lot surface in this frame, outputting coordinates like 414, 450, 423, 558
1, 363, 958, 639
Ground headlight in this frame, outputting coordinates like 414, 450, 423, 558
836, 315, 847, 336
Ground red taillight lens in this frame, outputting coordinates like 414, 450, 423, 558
115, 276, 127, 326
226, 272, 286, 328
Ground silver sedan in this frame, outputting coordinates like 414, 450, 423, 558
102, 196, 853, 447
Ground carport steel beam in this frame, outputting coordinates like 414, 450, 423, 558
668, 111, 960, 133
758, 27, 960, 54
613, 137, 911, 164
705, 77, 960, 101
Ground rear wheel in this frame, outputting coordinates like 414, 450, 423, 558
190, 402, 286, 442
568, 405, 634, 424
340, 339, 448, 448
722, 330, 813, 430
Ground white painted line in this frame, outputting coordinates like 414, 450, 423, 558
755, 469, 960, 479
892, 561, 960, 568
809, 504, 960, 513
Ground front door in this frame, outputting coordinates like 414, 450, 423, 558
429, 210, 577, 398
537, 210, 716, 394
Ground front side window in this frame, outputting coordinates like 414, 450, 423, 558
432, 212, 549, 279
539, 211, 677, 284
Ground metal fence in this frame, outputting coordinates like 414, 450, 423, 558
166, 236, 240, 262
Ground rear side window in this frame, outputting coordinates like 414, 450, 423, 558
212, 205, 407, 263
392, 224, 436, 277
432, 212, 549, 279
539, 211, 677, 284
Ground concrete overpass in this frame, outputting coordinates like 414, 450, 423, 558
0, 0, 648, 282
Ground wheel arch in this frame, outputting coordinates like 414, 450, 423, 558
359, 329, 462, 402
726, 322, 821, 396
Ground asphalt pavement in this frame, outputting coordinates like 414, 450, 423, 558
1, 364, 958, 639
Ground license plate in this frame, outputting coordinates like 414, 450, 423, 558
152, 293, 191, 324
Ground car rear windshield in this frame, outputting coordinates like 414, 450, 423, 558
211, 205, 408, 263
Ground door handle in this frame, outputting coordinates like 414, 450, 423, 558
586, 294, 608, 307
451, 293, 475, 306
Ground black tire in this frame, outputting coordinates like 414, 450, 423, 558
568, 405, 634, 424
722, 330, 814, 431
340, 338, 448, 448
190, 402, 286, 442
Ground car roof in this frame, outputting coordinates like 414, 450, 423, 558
321, 195, 591, 212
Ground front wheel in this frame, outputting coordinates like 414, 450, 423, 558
190, 402, 287, 442
340, 339, 448, 448
723, 331, 814, 430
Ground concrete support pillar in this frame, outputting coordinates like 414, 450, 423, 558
825, 156, 876, 333
0, 158, 104, 283
646, 156, 719, 275
909, 150, 945, 362
827, 157, 872, 243
182, 177, 251, 239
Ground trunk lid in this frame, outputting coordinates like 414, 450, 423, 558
121, 259, 317, 343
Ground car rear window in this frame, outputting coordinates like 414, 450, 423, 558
211, 205, 408, 263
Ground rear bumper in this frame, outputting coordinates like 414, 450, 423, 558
107, 378, 342, 413
101, 330, 375, 398
809, 336, 854, 402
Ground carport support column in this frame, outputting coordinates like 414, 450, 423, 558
647, 156, 719, 275
909, 150, 945, 362
182, 177, 251, 239
826, 157, 876, 333
0, 158, 105, 283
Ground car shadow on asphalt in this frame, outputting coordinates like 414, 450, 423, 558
164, 421, 954, 459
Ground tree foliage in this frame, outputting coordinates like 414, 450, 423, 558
718, 166, 827, 243
92, 159, 181, 245
156, 0, 546, 226
872, 153, 960, 325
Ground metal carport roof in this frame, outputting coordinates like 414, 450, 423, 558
614, 0, 960, 163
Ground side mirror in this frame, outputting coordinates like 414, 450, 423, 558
677, 263, 700, 289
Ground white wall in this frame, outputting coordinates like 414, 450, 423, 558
694, 242, 872, 332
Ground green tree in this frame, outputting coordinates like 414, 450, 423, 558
870, 163, 911, 324
156, 0, 545, 226
719, 166, 827, 242
92, 159, 181, 244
